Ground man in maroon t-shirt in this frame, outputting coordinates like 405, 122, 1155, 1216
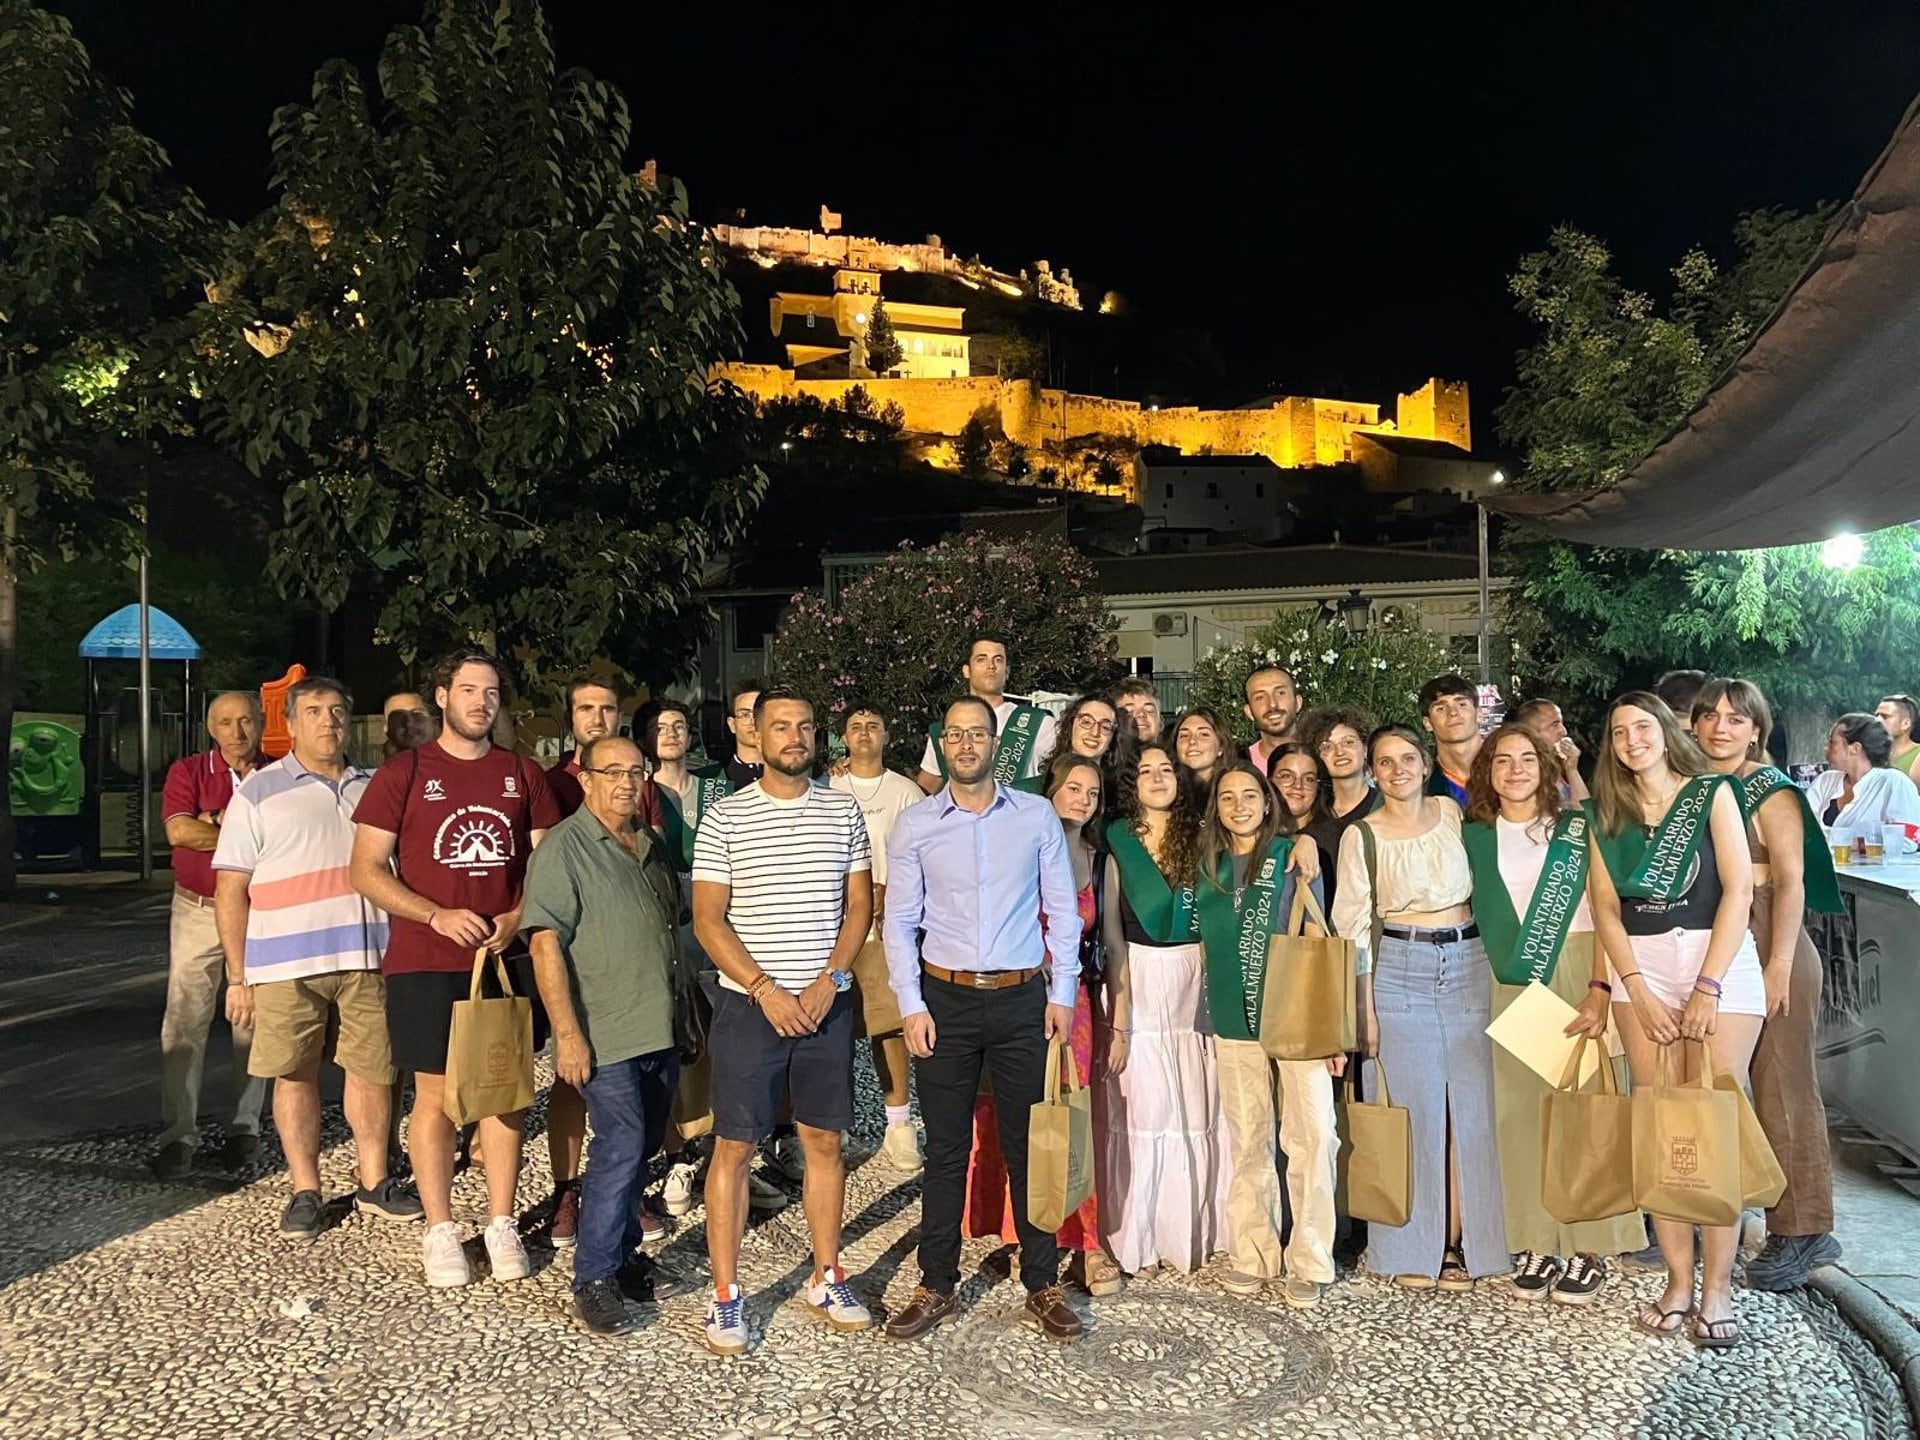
351, 650, 561, 1289
546, 679, 663, 828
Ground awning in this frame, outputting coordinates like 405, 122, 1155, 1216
1493, 95, 1920, 550
77, 604, 201, 661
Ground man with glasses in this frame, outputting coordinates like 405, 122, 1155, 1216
883, 697, 1086, 1344
522, 735, 682, 1335
916, 638, 1057, 795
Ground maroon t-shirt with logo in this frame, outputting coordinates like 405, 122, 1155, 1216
353, 742, 563, 975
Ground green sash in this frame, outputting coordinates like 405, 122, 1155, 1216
1736, 765, 1843, 914
929, 701, 1047, 790
1197, 840, 1290, 1041
1108, 827, 1200, 945
673, 765, 736, 869
1462, 813, 1589, 985
1595, 774, 1725, 900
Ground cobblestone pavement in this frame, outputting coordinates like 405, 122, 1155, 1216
0, 1047, 1910, 1440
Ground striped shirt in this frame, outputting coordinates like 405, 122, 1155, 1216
691, 781, 870, 995
213, 754, 389, 982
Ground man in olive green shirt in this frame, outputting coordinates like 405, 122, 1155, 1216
522, 736, 680, 1335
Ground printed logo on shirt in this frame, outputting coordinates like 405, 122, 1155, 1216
423, 778, 447, 802
503, 773, 519, 798
432, 804, 515, 873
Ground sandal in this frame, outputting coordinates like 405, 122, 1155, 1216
1635, 1303, 1692, 1338
1688, 1312, 1741, 1350
1436, 1248, 1473, 1293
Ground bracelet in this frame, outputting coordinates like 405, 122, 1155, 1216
1614, 970, 1641, 982
1588, 979, 1613, 995
1693, 976, 1723, 997
746, 974, 774, 1006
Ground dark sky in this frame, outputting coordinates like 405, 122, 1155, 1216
54, 1, 1920, 437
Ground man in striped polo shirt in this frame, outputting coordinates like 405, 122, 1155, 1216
214, 677, 422, 1239
691, 685, 874, 1356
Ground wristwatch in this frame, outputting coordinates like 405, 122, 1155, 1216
827, 967, 854, 994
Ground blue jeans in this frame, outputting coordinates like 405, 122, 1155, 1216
575, 1049, 680, 1290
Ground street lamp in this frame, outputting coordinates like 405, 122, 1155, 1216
1336, 587, 1372, 638
1477, 469, 1505, 687
1821, 532, 1864, 570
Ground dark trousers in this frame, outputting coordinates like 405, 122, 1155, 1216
916, 970, 1057, 1295
575, 1049, 680, 1290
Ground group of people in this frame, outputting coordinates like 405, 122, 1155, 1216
151, 638, 1885, 1356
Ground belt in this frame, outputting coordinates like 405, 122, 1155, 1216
1381, 921, 1479, 945
922, 961, 1042, 990
173, 885, 213, 908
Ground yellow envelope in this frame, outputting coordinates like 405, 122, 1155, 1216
1485, 979, 1602, 1088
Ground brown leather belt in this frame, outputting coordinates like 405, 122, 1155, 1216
173, 885, 212, 908
922, 961, 1042, 990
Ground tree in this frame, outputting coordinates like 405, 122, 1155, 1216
0, 3, 215, 888
1496, 212, 1920, 751
1186, 607, 1452, 742
189, 0, 762, 689
956, 414, 994, 480
864, 298, 903, 376
770, 534, 1120, 772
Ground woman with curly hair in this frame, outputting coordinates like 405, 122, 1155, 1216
1097, 741, 1229, 1275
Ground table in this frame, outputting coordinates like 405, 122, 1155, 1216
1811, 860, 1920, 1166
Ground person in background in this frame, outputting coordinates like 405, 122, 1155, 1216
1042, 694, 1120, 768
1173, 706, 1239, 793
1464, 724, 1644, 1307
965, 752, 1124, 1299
720, 678, 766, 790
1244, 666, 1302, 775
1268, 742, 1335, 866
1584, 692, 1762, 1349
153, 690, 271, 1180
384, 707, 436, 760
1197, 760, 1340, 1308
1515, 697, 1590, 804
1874, 695, 1920, 784
1693, 679, 1845, 1291
1419, 675, 1482, 806
1334, 725, 1504, 1291
1807, 713, 1920, 831
1298, 706, 1379, 916
1113, 677, 1165, 747
383, 690, 431, 722
1653, 670, 1708, 722
915, 637, 1059, 795
1098, 743, 1228, 1277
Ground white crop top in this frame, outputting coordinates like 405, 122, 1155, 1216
1333, 799, 1473, 968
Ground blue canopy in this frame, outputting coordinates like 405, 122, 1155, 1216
77, 604, 201, 661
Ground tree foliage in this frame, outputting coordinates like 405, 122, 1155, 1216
770, 534, 1120, 772
863, 298, 903, 376
188, 0, 762, 686
956, 414, 994, 480
1495, 211, 1920, 724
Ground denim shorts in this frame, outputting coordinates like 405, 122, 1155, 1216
707, 986, 855, 1142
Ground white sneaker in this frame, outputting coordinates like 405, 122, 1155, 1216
803, 1265, 873, 1332
422, 1221, 471, 1289
878, 1122, 924, 1176
766, 1133, 806, 1183
747, 1170, 789, 1212
705, 1285, 748, 1356
663, 1159, 702, 1217
483, 1216, 531, 1282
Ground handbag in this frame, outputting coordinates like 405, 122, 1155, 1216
1714, 1071, 1788, 1210
851, 936, 903, 1038
1631, 1040, 1742, 1226
1540, 1034, 1637, 1223
1260, 885, 1357, 1061
1336, 1057, 1413, 1227
443, 948, 536, 1126
1027, 1034, 1095, 1232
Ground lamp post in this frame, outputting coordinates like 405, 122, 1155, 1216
1336, 586, 1371, 638
1477, 470, 1505, 687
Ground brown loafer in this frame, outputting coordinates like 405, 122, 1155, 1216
884, 1285, 956, 1342
1024, 1284, 1085, 1342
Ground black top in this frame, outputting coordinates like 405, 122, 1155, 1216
1621, 825, 1725, 935
724, 756, 764, 790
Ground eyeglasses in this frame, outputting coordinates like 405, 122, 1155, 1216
1074, 717, 1116, 735
1273, 772, 1316, 790
1318, 736, 1362, 753
941, 728, 993, 746
585, 766, 648, 782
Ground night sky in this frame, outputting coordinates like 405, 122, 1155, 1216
52, 1, 1920, 433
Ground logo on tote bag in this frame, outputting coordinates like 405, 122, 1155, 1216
486, 1039, 513, 1081
1670, 1135, 1698, 1177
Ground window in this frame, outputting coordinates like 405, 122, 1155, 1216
1164, 484, 1173, 499
731, 597, 786, 651
805, 312, 815, 329
1255, 483, 1265, 498
1205, 481, 1220, 499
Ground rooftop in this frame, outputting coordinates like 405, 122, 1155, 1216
1095, 542, 1489, 596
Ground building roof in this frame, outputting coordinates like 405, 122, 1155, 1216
1351, 432, 1475, 460
1140, 448, 1281, 470
712, 509, 1069, 594
1094, 543, 1487, 596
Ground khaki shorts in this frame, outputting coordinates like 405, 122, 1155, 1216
248, 970, 396, 1084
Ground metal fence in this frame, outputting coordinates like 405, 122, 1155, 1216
1152, 671, 1192, 714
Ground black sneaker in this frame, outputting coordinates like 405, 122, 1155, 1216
355, 1175, 425, 1222
1550, 1254, 1606, 1305
1506, 1251, 1562, 1300
150, 1139, 194, 1181
220, 1132, 262, 1171
615, 1254, 658, 1304
280, 1189, 326, 1241
576, 1277, 640, 1335
1745, 1232, 1843, 1291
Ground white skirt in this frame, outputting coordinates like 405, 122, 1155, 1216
1610, 927, 1767, 1016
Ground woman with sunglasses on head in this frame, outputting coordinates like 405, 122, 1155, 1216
1196, 760, 1341, 1308
1333, 724, 1505, 1292
1463, 724, 1645, 1308
1583, 692, 1762, 1349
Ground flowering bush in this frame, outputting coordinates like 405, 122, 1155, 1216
1187, 606, 1453, 742
771, 534, 1121, 771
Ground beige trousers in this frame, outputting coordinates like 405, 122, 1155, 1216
158, 892, 267, 1148
1215, 1038, 1337, 1283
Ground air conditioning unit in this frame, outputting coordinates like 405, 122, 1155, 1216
1152, 612, 1189, 637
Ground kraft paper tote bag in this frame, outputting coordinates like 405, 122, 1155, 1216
1540, 1034, 1637, 1223
1631, 1040, 1741, 1226
1336, 1059, 1413, 1227
1714, 1071, 1788, 1210
443, 948, 536, 1127
1260, 885, 1358, 1061
1027, 1034, 1094, 1232
671, 1047, 714, 1140
851, 936, 903, 1039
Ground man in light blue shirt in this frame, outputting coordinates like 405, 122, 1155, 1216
880, 697, 1084, 1344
